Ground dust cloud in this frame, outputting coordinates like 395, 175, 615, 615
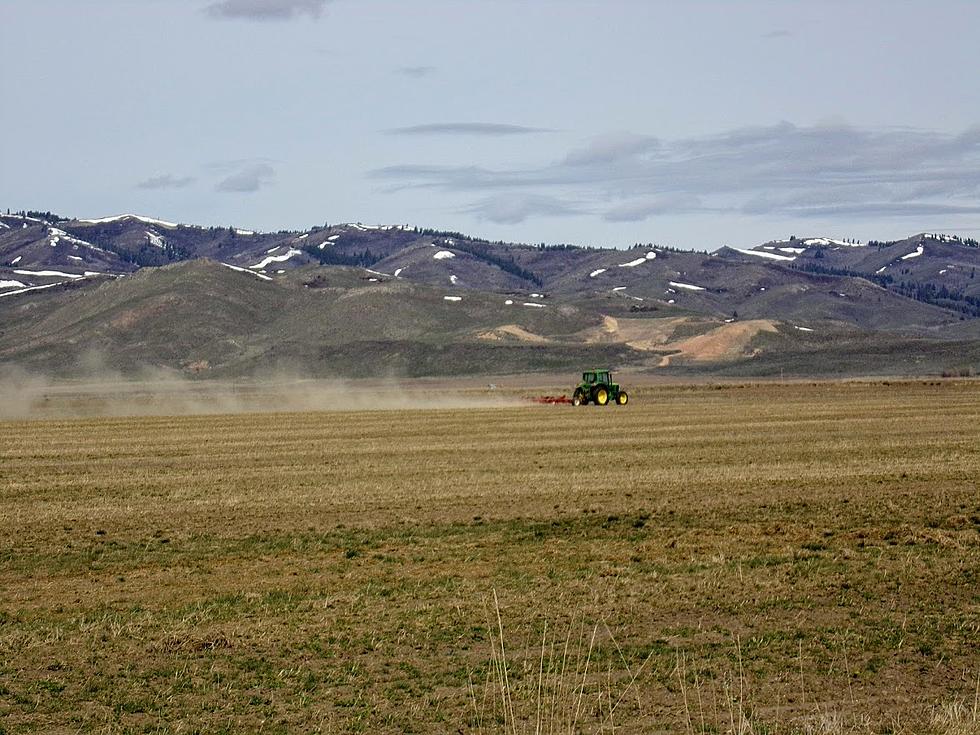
0, 363, 522, 421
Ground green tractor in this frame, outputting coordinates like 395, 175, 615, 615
571, 369, 629, 406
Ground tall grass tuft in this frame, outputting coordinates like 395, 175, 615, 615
930, 670, 980, 735
468, 588, 655, 734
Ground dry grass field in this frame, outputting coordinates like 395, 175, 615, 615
1, 380, 979, 734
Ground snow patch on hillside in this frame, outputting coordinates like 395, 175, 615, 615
146, 231, 165, 248
669, 281, 705, 291
901, 245, 924, 260
0, 282, 67, 298
443, 295, 462, 302
46, 227, 99, 251
523, 302, 545, 308
618, 252, 656, 268
14, 269, 85, 279
250, 248, 302, 269
222, 263, 273, 281
734, 248, 796, 262
802, 238, 860, 247
0, 280, 27, 289
589, 268, 607, 277
433, 250, 455, 260
343, 223, 399, 231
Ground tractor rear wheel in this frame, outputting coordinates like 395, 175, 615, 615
572, 390, 584, 406
616, 391, 629, 405
594, 387, 609, 406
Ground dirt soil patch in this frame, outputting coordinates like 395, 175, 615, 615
660, 318, 778, 365
476, 323, 551, 343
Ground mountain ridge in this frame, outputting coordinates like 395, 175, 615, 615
3, 210, 980, 378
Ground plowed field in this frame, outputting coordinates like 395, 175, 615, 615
2, 380, 979, 733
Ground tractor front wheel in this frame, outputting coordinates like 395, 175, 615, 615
616, 391, 629, 406
594, 387, 609, 406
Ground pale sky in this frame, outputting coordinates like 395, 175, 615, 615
2, 0, 979, 250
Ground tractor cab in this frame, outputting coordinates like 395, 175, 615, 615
583, 370, 610, 385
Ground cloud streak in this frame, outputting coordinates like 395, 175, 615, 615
136, 174, 195, 190
373, 122, 980, 224
395, 66, 436, 78
603, 194, 703, 222
386, 123, 553, 136
562, 132, 659, 166
465, 193, 584, 225
215, 163, 275, 193
205, 0, 328, 21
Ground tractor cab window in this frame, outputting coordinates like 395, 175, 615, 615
596, 372, 610, 384
583, 373, 596, 383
